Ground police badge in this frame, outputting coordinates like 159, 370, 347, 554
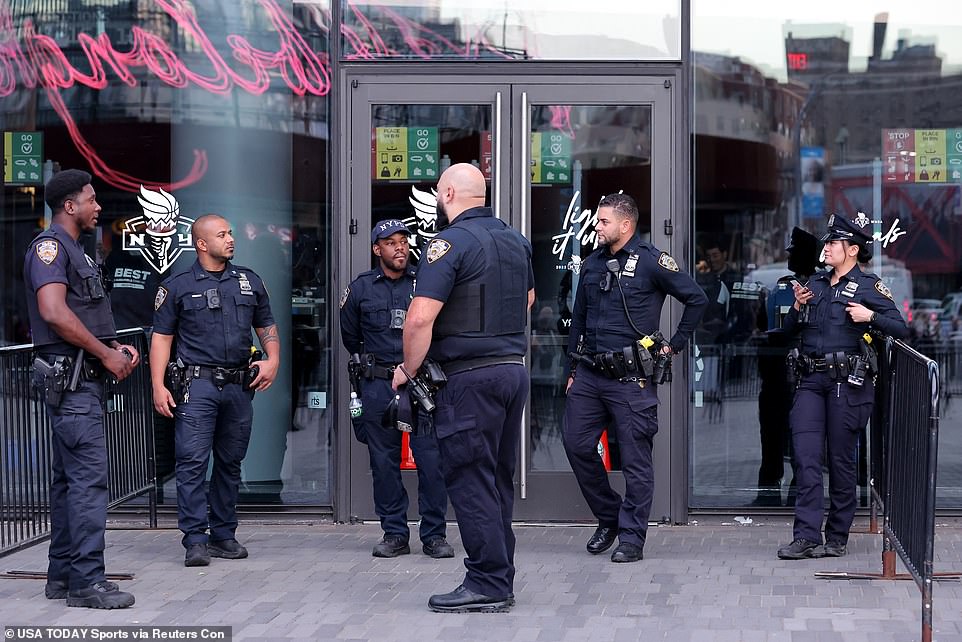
154, 286, 168, 311
875, 280, 893, 301
657, 252, 679, 272
36, 240, 59, 265
426, 238, 452, 264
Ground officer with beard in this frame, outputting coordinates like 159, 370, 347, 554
340, 220, 453, 559
564, 193, 707, 563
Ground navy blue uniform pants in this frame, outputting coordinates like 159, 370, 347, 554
174, 377, 253, 547
354, 378, 447, 543
433, 364, 528, 598
46, 380, 109, 591
790, 371, 873, 544
563, 367, 659, 549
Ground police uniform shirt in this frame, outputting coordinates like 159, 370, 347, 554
567, 232, 707, 360
153, 260, 275, 367
23, 223, 116, 354
783, 264, 908, 355
414, 206, 534, 362
339, 264, 416, 362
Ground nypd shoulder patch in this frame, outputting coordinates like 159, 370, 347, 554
875, 280, 893, 301
426, 238, 452, 264
339, 287, 350, 309
154, 286, 168, 311
36, 240, 59, 265
657, 252, 679, 272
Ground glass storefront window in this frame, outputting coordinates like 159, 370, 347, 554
0, 0, 335, 507
341, 0, 681, 60
691, 2, 962, 507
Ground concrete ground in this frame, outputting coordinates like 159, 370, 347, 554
2, 517, 962, 641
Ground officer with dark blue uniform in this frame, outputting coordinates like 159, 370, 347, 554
777, 213, 907, 560
150, 214, 280, 567
564, 193, 707, 563
340, 220, 453, 559
24, 169, 137, 609
392, 163, 534, 613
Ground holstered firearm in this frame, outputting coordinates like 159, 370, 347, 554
786, 347, 800, 388
32, 355, 70, 407
347, 352, 363, 398
848, 333, 877, 387
244, 348, 264, 391
637, 331, 673, 384
165, 357, 188, 402
405, 359, 448, 414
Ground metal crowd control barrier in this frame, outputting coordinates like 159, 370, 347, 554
0, 329, 157, 558
815, 338, 960, 642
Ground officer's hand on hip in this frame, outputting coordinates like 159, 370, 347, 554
250, 357, 279, 392
152, 386, 176, 418
846, 302, 873, 323
103, 349, 135, 381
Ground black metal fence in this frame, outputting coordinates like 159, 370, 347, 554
0, 329, 156, 557
818, 338, 950, 642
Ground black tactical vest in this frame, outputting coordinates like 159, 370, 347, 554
26, 227, 116, 348
433, 216, 528, 339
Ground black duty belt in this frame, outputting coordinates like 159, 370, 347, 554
442, 356, 524, 376
366, 364, 395, 380
800, 352, 859, 377
185, 365, 247, 385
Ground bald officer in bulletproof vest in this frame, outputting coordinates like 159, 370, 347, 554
24, 169, 138, 609
392, 163, 535, 613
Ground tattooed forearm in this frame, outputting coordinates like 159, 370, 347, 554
256, 325, 280, 347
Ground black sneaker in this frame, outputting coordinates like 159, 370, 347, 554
208, 539, 248, 559
66, 581, 135, 609
373, 534, 410, 558
422, 537, 455, 559
777, 538, 822, 560
46, 579, 118, 600
819, 541, 848, 557
185, 543, 211, 567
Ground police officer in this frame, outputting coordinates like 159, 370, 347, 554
150, 214, 280, 567
391, 163, 534, 613
24, 169, 137, 609
340, 220, 453, 559
564, 193, 707, 563
777, 213, 908, 560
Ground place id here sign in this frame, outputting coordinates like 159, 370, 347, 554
4, 131, 43, 185
374, 127, 438, 181
531, 131, 572, 185
883, 128, 962, 183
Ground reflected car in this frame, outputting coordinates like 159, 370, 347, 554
909, 299, 943, 341
942, 292, 962, 336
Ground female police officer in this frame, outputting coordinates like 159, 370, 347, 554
777, 213, 907, 560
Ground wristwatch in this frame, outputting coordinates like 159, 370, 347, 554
869, 311, 877, 323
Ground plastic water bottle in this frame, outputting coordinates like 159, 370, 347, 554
349, 391, 363, 418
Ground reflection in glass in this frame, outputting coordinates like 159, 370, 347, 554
691, 5, 962, 508
369, 104, 492, 262
529, 104, 652, 472
342, 1, 680, 61
0, 0, 335, 506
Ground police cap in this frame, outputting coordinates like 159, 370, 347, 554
371, 219, 411, 244
44, 169, 92, 212
820, 213, 873, 262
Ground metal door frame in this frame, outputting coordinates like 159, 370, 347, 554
334, 68, 690, 526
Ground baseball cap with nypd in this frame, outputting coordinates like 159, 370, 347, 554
371, 219, 410, 244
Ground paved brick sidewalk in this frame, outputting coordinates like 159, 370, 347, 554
1, 517, 961, 641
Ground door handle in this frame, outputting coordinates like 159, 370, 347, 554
520, 91, 529, 499
494, 91, 502, 219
